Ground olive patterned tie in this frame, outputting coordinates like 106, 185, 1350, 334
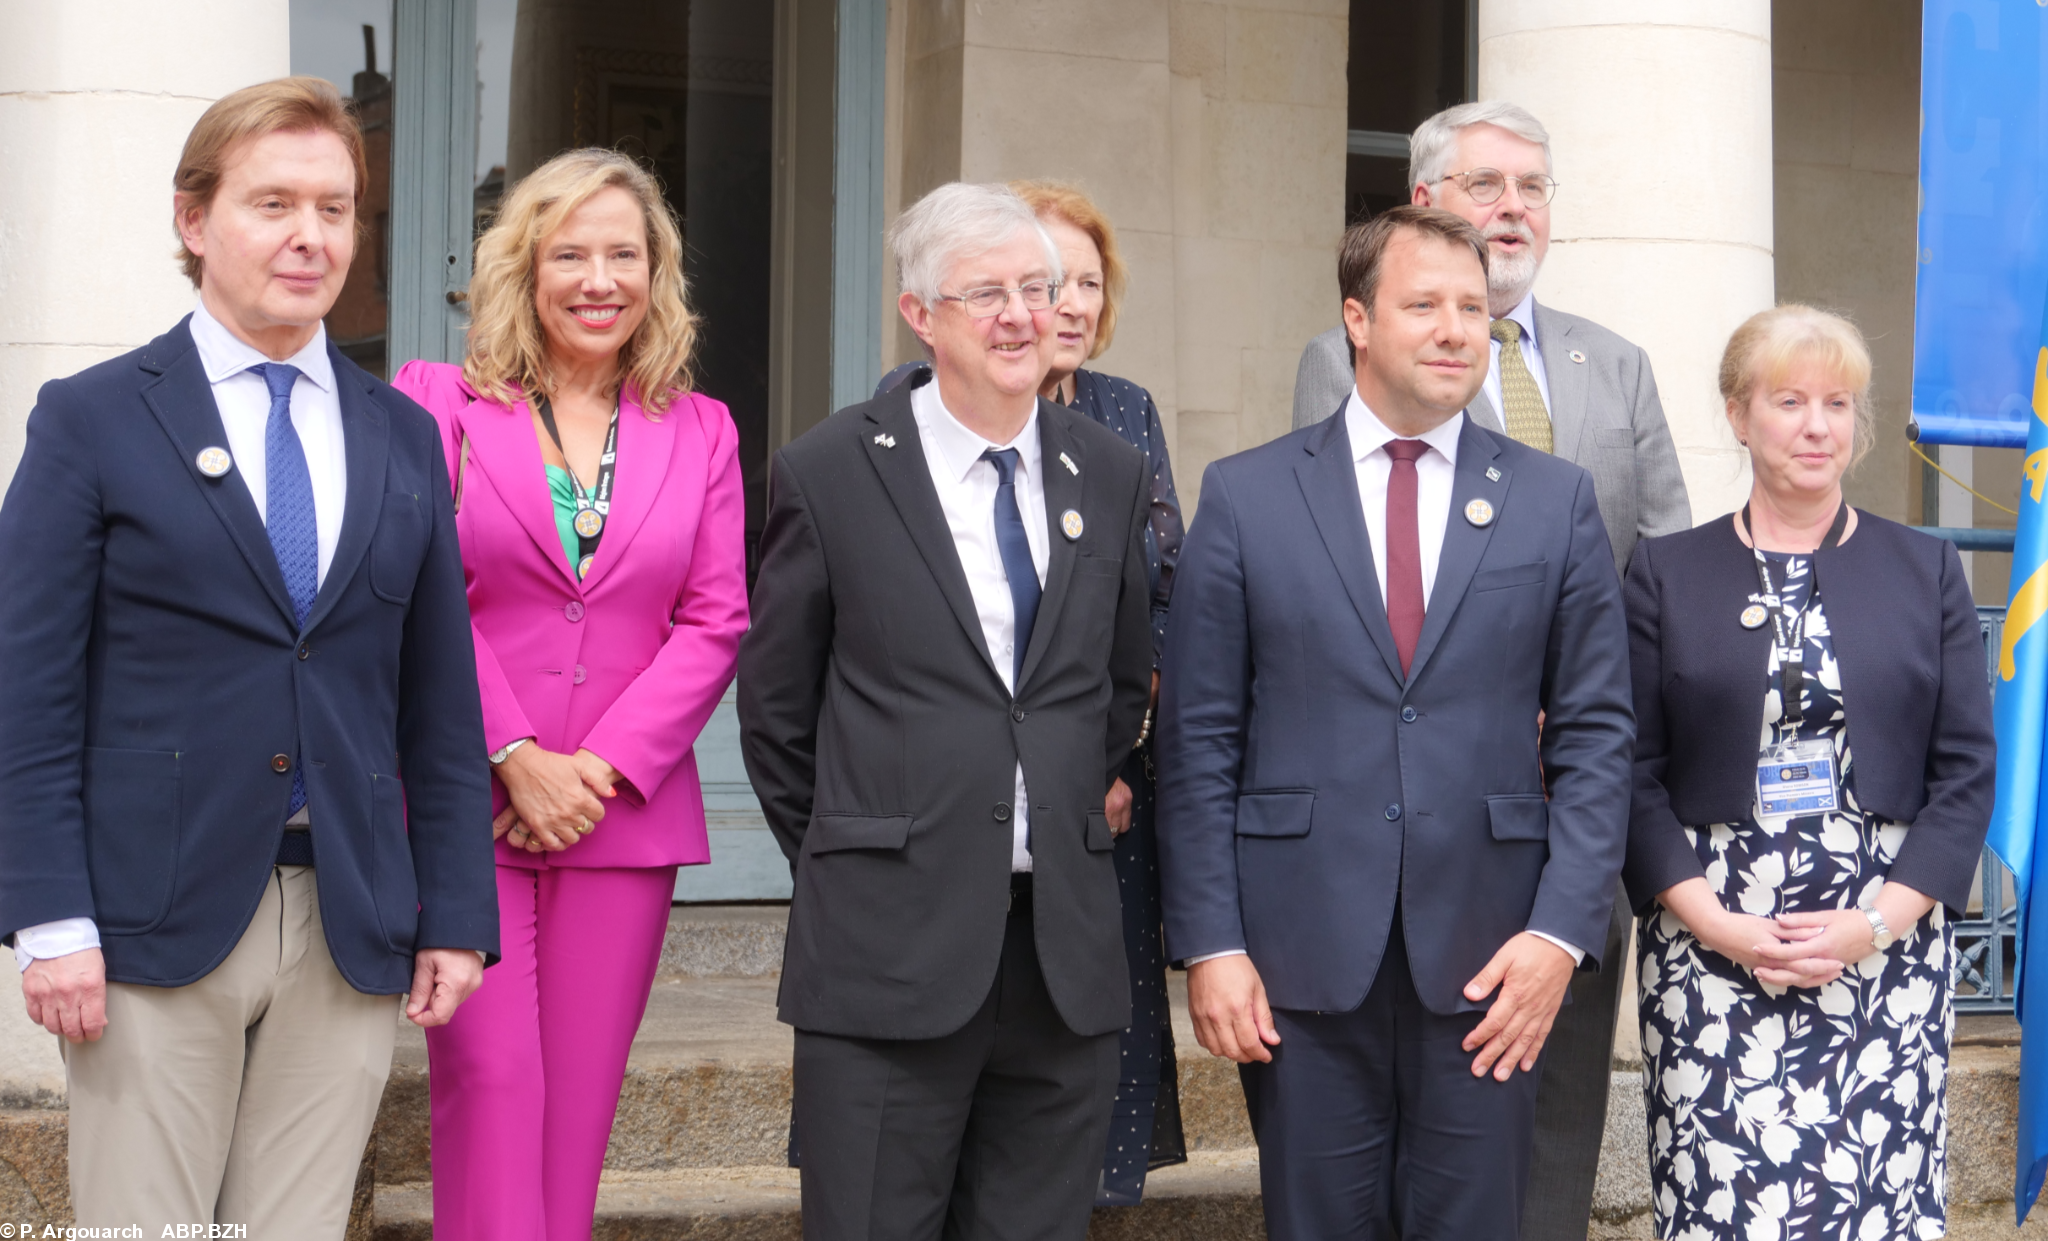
1489, 318, 1553, 454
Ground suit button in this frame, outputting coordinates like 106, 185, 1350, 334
297, 643, 311, 661
1400, 706, 1417, 722
271, 754, 292, 774
993, 803, 1012, 823
573, 664, 586, 684
564, 601, 585, 622
1012, 706, 1026, 722
1384, 803, 1401, 820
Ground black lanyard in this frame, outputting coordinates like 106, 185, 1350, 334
1745, 502, 1847, 727
535, 396, 619, 578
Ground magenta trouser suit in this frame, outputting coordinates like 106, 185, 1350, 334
393, 362, 748, 1240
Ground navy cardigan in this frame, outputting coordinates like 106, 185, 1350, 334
1621, 511, 1995, 915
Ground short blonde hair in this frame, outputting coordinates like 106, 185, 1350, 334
1720, 304, 1876, 469
1009, 180, 1129, 358
464, 149, 697, 415
173, 76, 367, 287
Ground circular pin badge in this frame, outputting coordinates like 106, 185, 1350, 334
573, 508, 605, 539
1464, 498, 1495, 527
1061, 509, 1085, 541
1569, 349, 1587, 364
195, 447, 233, 478
577, 553, 596, 579
1740, 604, 1769, 630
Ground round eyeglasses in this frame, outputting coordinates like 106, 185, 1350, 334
936, 281, 1063, 318
1439, 168, 1559, 210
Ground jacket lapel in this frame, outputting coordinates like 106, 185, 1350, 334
862, 388, 1003, 684
462, 394, 583, 591
1405, 420, 1507, 684
1294, 414, 1405, 685
301, 355, 388, 634
136, 322, 299, 631
1017, 401, 1081, 692
1534, 301, 1589, 463
1465, 387, 1505, 435
577, 389, 675, 593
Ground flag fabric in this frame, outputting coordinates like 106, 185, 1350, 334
1987, 286, 2048, 1221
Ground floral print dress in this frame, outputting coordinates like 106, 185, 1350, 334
1637, 550, 1953, 1241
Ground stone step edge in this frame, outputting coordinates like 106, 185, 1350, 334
371, 1152, 1263, 1241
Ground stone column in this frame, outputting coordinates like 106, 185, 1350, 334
0, 0, 289, 479
1479, 1, 1775, 523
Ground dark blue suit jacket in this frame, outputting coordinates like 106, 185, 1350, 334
1156, 412, 1634, 1015
0, 319, 498, 994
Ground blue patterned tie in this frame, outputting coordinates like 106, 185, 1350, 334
254, 362, 317, 816
981, 448, 1041, 689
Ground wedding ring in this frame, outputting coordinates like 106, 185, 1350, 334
577, 817, 594, 835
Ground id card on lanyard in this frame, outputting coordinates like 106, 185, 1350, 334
1748, 502, 1848, 820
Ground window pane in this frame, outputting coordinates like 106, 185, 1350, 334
290, 0, 396, 379
1348, 0, 1470, 135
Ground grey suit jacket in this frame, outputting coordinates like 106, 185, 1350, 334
1288, 303, 1691, 573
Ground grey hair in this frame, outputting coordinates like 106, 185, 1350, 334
1408, 101, 1553, 195
888, 182, 1062, 306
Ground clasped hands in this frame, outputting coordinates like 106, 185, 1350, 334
1689, 907, 1871, 989
1186, 931, 1576, 1082
494, 743, 623, 852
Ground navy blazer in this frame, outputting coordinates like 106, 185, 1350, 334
0, 319, 498, 993
1156, 413, 1635, 1016
1621, 512, 1995, 915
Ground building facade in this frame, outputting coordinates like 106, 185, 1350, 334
0, 0, 1981, 899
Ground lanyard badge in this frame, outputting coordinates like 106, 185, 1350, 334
536, 395, 620, 579
1745, 502, 1849, 820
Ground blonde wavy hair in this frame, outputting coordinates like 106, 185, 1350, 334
1008, 180, 1129, 358
464, 149, 697, 414
1720, 304, 1876, 471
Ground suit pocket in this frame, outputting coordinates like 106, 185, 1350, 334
1086, 809, 1115, 852
806, 813, 913, 855
1234, 791, 1314, 838
1473, 560, 1547, 593
369, 492, 428, 605
371, 773, 419, 952
83, 748, 181, 934
1487, 794, 1549, 842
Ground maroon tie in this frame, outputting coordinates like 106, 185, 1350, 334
1383, 439, 1428, 677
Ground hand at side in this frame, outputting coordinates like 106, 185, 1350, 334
1461, 932, 1574, 1081
407, 948, 484, 1027
21, 948, 106, 1043
1187, 954, 1281, 1063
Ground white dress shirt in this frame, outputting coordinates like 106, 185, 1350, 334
910, 380, 1049, 873
1481, 291, 1552, 423
1188, 390, 1583, 968
14, 302, 350, 971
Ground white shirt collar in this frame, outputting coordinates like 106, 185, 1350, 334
1344, 389, 1464, 467
910, 380, 1041, 484
1498, 290, 1538, 347
189, 297, 336, 393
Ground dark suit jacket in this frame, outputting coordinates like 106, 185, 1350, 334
0, 320, 498, 994
738, 382, 1154, 1041
1156, 414, 1635, 1016
1621, 512, 1995, 915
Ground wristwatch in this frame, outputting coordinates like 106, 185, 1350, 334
488, 737, 533, 766
1860, 907, 1894, 953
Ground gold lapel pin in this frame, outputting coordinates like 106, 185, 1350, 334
1464, 498, 1495, 527
195, 447, 233, 478
1740, 604, 1768, 629
1061, 509, 1085, 540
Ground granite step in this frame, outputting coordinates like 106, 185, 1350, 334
370, 1151, 1265, 1241
660, 905, 789, 979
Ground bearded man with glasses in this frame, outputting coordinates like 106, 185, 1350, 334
1291, 100, 1692, 1241
740, 182, 1154, 1241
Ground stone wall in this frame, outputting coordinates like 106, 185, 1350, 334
0, 0, 291, 480
882, 0, 1350, 506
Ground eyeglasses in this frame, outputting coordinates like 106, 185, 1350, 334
937, 281, 1063, 318
1438, 168, 1559, 209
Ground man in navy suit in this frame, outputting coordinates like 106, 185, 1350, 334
0, 78, 496, 1237
1156, 205, 1633, 1239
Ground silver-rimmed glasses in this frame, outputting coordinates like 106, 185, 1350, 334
1439, 168, 1560, 209
936, 280, 1063, 318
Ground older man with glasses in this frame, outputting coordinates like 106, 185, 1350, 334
740, 181, 1154, 1241
1291, 100, 1691, 1241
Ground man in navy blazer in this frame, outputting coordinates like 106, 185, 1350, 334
1156, 206, 1633, 1239
0, 79, 496, 1237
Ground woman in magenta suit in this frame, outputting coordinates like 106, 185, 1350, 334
392, 148, 748, 1240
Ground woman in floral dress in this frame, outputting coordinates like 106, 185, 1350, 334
1620, 305, 1994, 1241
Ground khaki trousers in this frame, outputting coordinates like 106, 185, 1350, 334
64, 865, 398, 1240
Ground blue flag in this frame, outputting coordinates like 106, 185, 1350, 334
1988, 286, 2048, 1221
